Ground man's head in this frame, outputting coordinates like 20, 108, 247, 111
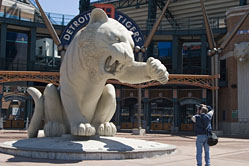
200, 106, 208, 114
196, 104, 205, 114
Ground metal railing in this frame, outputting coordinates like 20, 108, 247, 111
0, 71, 220, 90
146, 16, 226, 31
0, 5, 75, 26
90, 0, 119, 4
35, 55, 60, 68
1, 2, 226, 30
46, 12, 74, 26
3, 56, 60, 72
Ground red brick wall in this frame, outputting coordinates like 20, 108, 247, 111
219, 57, 238, 122
219, 5, 249, 122
222, 6, 249, 54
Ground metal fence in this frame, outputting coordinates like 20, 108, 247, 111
0, 5, 75, 26
146, 16, 226, 31
0, 1, 227, 30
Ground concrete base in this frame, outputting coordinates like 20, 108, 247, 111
171, 127, 179, 134
0, 134, 176, 160
219, 122, 249, 137
132, 128, 146, 135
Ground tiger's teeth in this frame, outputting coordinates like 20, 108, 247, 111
104, 56, 112, 72
110, 61, 117, 72
105, 65, 111, 71
116, 63, 123, 71
104, 56, 123, 74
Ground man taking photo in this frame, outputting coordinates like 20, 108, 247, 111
192, 104, 214, 166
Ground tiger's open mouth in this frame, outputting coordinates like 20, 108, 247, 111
104, 56, 124, 75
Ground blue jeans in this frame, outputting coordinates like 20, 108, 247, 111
196, 134, 210, 166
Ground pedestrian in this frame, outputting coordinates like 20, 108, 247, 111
192, 105, 214, 166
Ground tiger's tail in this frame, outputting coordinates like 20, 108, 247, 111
27, 87, 44, 138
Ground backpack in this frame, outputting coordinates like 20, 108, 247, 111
207, 131, 218, 146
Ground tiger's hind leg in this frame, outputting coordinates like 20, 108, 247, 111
91, 84, 117, 136
43, 84, 68, 137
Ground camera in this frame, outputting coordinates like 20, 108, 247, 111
196, 104, 213, 112
196, 104, 203, 110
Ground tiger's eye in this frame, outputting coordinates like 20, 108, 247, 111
115, 37, 120, 42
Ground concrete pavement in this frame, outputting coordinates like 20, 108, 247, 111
0, 130, 249, 166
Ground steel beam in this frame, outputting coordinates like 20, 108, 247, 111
79, 0, 91, 13
156, 0, 179, 29
35, 0, 61, 46
0, 23, 7, 70
201, 34, 207, 74
116, 0, 149, 9
220, 10, 249, 50
28, 27, 37, 71
144, 0, 171, 48
0, 0, 2, 10
240, 0, 247, 6
200, 0, 215, 50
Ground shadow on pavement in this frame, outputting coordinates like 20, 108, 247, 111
100, 137, 134, 151
171, 134, 196, 140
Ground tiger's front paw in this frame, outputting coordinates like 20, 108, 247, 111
71, 123, 96, 136
146, 57, 169, 84
97, 122, 117, 136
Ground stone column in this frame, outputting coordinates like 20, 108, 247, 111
0, 84, 3, 129
201, 34, 207, 74
28, 27, 36, 71
202, 89, 207, 104
172, 36, 183, 73
0, 23, 7, 69
144, 89, 150, 132
172, 89, 179, 132
115, 89, 121, 130
177, 41, 183, 73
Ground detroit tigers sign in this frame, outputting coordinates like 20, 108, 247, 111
60, 7, 144, 48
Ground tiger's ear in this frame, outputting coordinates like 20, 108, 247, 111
89, 8, 108, 24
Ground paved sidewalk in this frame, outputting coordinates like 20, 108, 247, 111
0, 130, 249, 166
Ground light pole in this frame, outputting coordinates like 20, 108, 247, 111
137, 51, 144, 130
211, 53, 219, 130
133, 0, 171, 133
0, 84, 3, 129
132, 46, 146, 135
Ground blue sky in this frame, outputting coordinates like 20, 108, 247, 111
39, 0, 81, 16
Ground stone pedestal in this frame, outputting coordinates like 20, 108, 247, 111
171, 126, 179, 134
0, 134, 176, 160
0, 117, 3, 129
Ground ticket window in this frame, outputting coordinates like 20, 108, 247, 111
9, 100, 25, 120
120, 108, 132, 129
150, 99, 173, 130
120, 98, 137, 129
162, 108, 173, 123
4, 100, 25, 128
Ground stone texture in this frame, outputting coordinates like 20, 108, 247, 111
0, 135, 176, 160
